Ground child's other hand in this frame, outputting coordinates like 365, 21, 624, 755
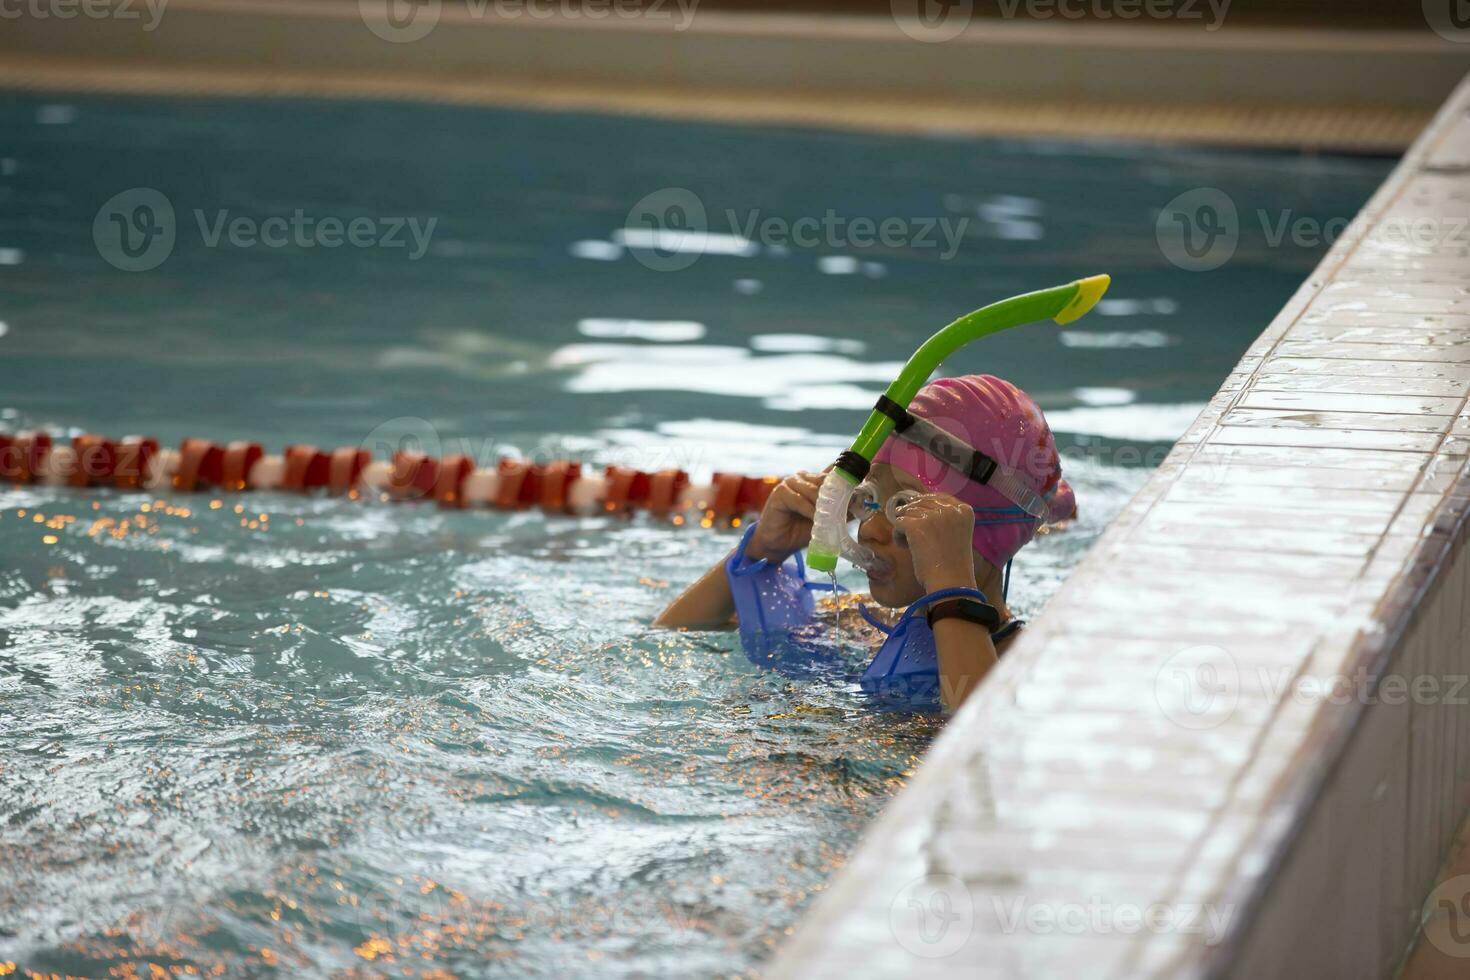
746, 470, 824, 564
891, 494, 977, 592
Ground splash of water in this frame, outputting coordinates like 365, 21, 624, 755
828, 571, 842, 646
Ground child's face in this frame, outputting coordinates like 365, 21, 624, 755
856, 463, 980, 607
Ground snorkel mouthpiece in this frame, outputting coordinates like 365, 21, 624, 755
805, 275, 1110, 574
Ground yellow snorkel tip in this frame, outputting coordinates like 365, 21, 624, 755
1052, 274, 1111, 325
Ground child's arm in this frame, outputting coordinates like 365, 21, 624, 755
931, 616, 1000, 710
651, 552, 740, 629
653, 471, 825, 629
891, 495, 1000, 711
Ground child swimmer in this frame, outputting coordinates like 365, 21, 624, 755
655, 374, 1075, 712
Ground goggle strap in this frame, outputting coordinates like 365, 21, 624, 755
984, 464, 1052, 522
874, 395, 1052, 522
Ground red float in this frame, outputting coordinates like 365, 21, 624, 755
328, 447, 370, 495
601, 465, 650, 515
71, 434, 116, 487
174, 438, 224, 492
0, 431, 51, 483
282, 445, 330, 491
647, 469, 690, 515
388, 450, 439, 501
738, 475, 778, 515
113, 437, 158, 490
494, 459, 533, 509
537, 460, 582, 513
708, 472, 746, 519
221, 441, 263, 491
434, 454, 475, 508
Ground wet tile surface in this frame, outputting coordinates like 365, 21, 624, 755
774, 84, 1470, 980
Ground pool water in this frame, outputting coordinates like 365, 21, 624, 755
0, 92, 1390, 977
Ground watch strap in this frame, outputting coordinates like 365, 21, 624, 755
926, 597, 1003, 632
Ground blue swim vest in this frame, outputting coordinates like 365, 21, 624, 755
724, 521, 999, 710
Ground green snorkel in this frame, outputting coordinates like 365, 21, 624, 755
805, 274, 1111, 574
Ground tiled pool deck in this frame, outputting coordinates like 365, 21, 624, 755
773, 75, 1470, 979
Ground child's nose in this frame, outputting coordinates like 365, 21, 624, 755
858, 512, 894, 547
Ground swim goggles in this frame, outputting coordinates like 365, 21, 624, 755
846, 483, 1038, 529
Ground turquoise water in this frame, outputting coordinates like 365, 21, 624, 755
0, 92, 1390, 977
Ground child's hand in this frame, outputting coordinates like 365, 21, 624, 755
891, 494, 977, 592
745, 470, 825, 564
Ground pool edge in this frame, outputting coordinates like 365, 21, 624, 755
771, 71, 1470, 980
2, 6, 1466, 150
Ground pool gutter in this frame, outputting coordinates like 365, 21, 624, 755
772, 71, 1470, 979
2, 3, 1468, 150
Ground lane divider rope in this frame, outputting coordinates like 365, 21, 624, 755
0, 430, 781, 524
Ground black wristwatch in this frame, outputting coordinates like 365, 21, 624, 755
926, 597, 1003, 632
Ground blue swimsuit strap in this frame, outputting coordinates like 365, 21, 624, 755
857, 586, 989, 636
728, 521, 847, 593
727, 521, 775, 577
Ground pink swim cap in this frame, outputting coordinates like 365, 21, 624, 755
872, 374, 1075, 568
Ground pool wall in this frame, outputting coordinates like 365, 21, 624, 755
2, 3, 1466, 150
772, 73, 1470, 979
